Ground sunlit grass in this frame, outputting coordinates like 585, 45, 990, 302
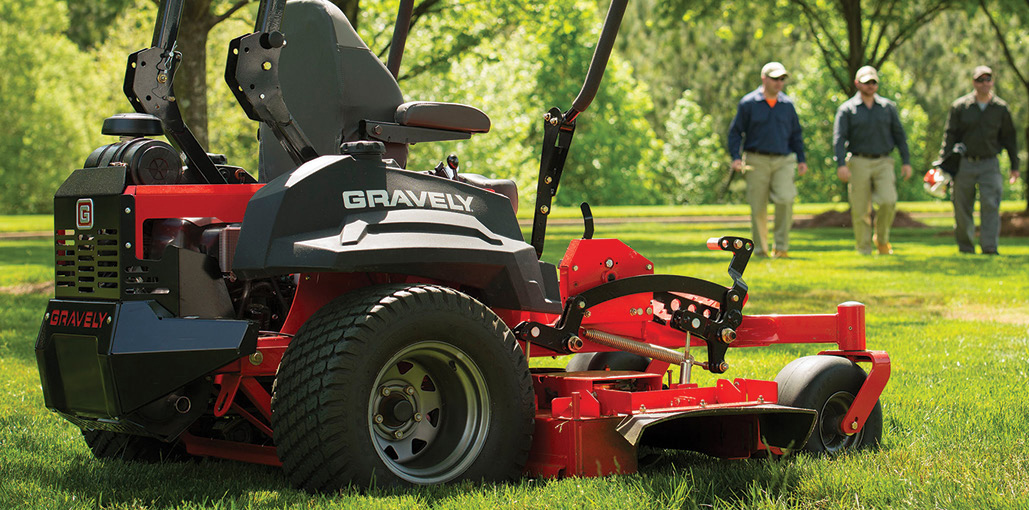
2, 214, 1027, 509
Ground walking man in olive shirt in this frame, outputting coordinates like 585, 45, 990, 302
941, 65, 1020, 255
833, 66, 912, 255
728, 62, 808, 258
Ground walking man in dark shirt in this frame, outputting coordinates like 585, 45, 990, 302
941, 65, 1020, 255
728, 62, 807, 258
833, 66, 912, 255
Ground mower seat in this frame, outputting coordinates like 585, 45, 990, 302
259, 0, 406, 181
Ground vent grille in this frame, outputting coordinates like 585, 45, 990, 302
55, 228, 120, 299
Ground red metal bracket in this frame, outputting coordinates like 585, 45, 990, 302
818, 350, 890, 435
213, 374, 242, 417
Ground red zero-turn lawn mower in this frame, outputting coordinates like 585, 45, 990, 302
36, 0, 890, 491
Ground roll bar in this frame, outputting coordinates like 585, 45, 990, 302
566, 0, 627, 122
387, 0, 415, 80
529, 0, 627, 258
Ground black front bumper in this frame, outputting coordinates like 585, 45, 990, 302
36, 299, 257, 432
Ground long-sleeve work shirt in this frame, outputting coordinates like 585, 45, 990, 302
833, 93, 910, 165
727, 88, 806, 163
941, 92, 1019, 171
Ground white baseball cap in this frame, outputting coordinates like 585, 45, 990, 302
761, 62, 788, 79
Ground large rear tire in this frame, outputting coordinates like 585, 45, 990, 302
271, 284, 534, 491
774, 355, 882, 455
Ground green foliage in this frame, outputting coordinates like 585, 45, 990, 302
0, 0, 105, 213
655, 90, 737, 204
58, 0, 136, 49
403, 1, 662, 207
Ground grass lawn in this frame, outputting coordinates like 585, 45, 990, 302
1, 211, 1027, 509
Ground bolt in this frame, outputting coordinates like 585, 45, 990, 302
124, 207, 131, 214
44, 312, 50, 320
106, 317, 112, 324
851, 419, 859, 431
758, 395, 765, 403
414, 413, 422, 422
572, 265, 578, 271
583, 310, 591, 318
405, 386, 415, 396
731, 294, 740, 302
718, 362, 729, 372
394, 430, 403, 439
124, 242, 132, 249
645, 307, 653, 315
157, 73, 167, 83
540, 205, 549, 214
374, 414, 384, 424
543, 113, 551, 122
549, 116, 559, 126
746, 242, 753, 251
577, 300, 586, 309
249, 351, 264, 365
545, 176, 553, 184
605, 258, 614, 268
568, 336, 583, 351
722, 240, 728, 248
720, 328, 736, 344
691, 318, 701, 329
734, 239, 743, 249
380, 387, 391, 397
646, 264, 653, 271
530, 326, 541, 338
373, 125, 382, 135
699, 400, 707, 408
629, 308, 636, 316
639, 404, 647, 412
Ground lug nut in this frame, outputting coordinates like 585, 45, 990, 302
380, 387, 391, 397
405, 386, 415, 395
374, 414, 384, 424
393, 430, 404, 439
414, 413, 422, 422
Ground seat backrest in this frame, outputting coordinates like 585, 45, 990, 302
258, 0, 407, 182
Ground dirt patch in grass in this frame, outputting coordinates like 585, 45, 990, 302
793, 209, 928, 229
0, 282, 53, 295
1001, 211, 1029, 237
945, 303, 1029, 325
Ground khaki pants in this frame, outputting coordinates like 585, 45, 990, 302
847, 156, 897, 254
743, 152, 797, 255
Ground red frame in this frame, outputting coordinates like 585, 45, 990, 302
124, 186, 890, 477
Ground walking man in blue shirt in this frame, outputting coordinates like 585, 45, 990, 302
728, 62, 808, 258
833, 66, 913, 255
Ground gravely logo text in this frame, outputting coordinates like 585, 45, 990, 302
342, 189, 474, 212
49, 309, 108, 329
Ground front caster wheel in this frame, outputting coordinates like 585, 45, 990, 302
271, 284, 534, 491
774, 355, 882, 455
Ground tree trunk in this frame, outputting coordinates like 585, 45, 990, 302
176, 0, 214, 149
842, 0, 862, 96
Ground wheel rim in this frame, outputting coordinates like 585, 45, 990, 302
367, 341, 490, 484
818, 391, 862, 454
